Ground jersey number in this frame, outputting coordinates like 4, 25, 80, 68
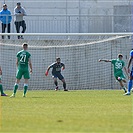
20, 55, 26, 63
115, 62, 122, 69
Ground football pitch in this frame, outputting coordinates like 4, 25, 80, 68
0, 90, 133, 133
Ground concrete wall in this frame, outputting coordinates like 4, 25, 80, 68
0, 0, 132, 33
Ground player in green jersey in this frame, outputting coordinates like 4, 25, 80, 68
10, 43, 32, 97
0, 66, 7, 96
99, 54, 129, 93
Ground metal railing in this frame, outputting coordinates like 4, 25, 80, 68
0, 14, 132, 34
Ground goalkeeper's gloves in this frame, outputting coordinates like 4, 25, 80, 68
62, 67, 65, 70
45, 70, 49, 76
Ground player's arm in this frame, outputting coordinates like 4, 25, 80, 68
45, 63, 55, 76
45, 66, 51, 76
28, 58, 32, 74
127, 56, 133, 73
62, 63, 65, 70
16, 58, 18, 67
98, 59, 111, 62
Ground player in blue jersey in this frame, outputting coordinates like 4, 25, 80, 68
124, 49, 133, 95
45, 57, 68, 91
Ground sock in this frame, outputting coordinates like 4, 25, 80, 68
122, 87, 126, 91
0, 84, 4, 94
54, 81, 58, 86
13, 83, 18, 94
63, 82, 66, 89
24, 84, 28, 95
128, 80, 132, 93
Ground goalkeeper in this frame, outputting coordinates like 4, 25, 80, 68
99, 54, 129, 93
45, 57, 68, 91
10, 43, 32, 97
0, 66, 7, 96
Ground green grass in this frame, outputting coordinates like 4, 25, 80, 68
0, 90, 133, 133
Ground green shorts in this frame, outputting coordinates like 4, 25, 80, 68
16, 69, 30, 79
114, 73, 125, 81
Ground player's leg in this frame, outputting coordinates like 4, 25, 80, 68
0, 78, 7, 96
10, 79, 20, 97
10, 70, 22, 97
54, 78, 58, 91
124, 71, 133, 95
0, 83, 4, 96
0, 80, 4, 94
57, 73, 68, 91
61, 79, 68, 91
117, 74, 127, 92
52, 73, 58, 90
122, 79, 126, 83
118, 80, 127, 93
120, 73, 127, 83
23, 70, 30, 97
23, 79, 28, 97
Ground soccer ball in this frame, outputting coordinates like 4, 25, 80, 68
117, 77, 121, 81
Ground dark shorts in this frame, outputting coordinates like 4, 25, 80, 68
52, 72, 64, 80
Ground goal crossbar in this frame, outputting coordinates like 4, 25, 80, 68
0, 32, 133, 36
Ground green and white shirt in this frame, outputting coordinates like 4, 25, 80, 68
111, 58, 125, 76
17, 50, 31, 70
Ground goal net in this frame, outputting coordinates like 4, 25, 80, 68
0, 33, 132, 90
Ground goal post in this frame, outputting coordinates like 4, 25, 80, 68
0, 33, 132, 90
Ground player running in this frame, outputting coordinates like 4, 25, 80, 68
99, 54, 129, 93
124, 49, 133, 95
0, 66, 7, 96
10, 43, 32, 97
45, 57, 68, 91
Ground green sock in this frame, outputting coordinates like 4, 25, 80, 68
13, 84, 18, 94
123, 87, 126, 91
24, 85, 28, 95
0, 84, 4, 94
